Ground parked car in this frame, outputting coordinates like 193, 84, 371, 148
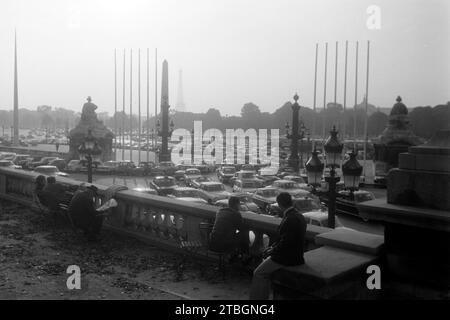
230, 170, 256, 185
66, 160, 84, 172
255, 167, 280, 187
31, 156, 58, 168
302, 210, 343, 228
321, 190, 376, 221
272, 180, 312, 198
213, 199, 255, 215
116, 161, 144, 175
149, 176, 177, 196
232, 192, 261, 213
101, 161, 121, 174
268, 195, 322, 216
198, 181, 230, 203
283, 175, 313, 192
158, 161, 177, 176
48, 158, 67, 171
138, 161, 155, 175
374, 175, 387, 188
168, 187, 208, 204
33, 165, 69, 177
232, 179, 263, 194
189, 176, 212, 189
132, 187, 158, 195
0, 160, 21, 169
174, 170, 186, 181
183, 168, 202, 186
217, 166, 236, 184
12, 154, 30, 166
0, 152, 17, 161
277, 166, 297, 178
251, 187, 281, 211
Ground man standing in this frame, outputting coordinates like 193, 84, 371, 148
209, 196, 249, 255
68, 184, 103, 242
249, 192, 307, 300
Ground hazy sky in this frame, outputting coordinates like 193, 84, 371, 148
0, 0, 448, 116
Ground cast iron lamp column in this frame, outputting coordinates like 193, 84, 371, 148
78, 129, 101, 183
285, 93, 303, 173
323, 126, 344, 228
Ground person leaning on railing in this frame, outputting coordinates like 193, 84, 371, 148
249, 192, 307, 300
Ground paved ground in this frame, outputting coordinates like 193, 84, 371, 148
0, 201, 252, 300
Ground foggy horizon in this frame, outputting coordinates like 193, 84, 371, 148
0, 0, 449, 116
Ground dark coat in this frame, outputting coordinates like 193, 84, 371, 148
68, 190, 98, 229
209, 207, 244, 253
270, 207, 307, 266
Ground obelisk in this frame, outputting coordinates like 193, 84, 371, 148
159, 60, 171, 162
176, 69, 186, 112
13, 30, 19, 146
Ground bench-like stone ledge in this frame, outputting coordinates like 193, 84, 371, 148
315, 227, 384, 255
272, 246, 380, 299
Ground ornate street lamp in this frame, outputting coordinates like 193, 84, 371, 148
305, 149, 324, 190
323, 126, 343, 228
285, 93, 308, 173
342, 150, 363, 199
78, 129, 102, 183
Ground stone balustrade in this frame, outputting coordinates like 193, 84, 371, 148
0, 168, 330, 261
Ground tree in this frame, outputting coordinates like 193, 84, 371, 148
367, 111, 388, 136
241, 103, 261, 119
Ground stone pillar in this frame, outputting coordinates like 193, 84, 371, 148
358, 130, 450, 293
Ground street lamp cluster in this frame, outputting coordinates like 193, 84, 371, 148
305, 126, 363, 228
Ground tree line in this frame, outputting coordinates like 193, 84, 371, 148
0, 100, 448, 140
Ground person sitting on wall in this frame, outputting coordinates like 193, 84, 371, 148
43, 176, 68, 212
34, 175, 48, 209
209, 196, 250, 258
249, 192, 307, 300
68, 184, 103, 242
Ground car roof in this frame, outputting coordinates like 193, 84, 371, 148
200, 181, 222, 186
154, 175, 175, 179
174, 187, 198, 191
35, 165, 57, 169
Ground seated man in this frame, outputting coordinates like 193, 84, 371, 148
68, 184, 103, 242
42, 176, 68, 212
249, 192, 307, 300
209, 196, 249, 255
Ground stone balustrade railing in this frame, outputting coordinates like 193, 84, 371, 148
0, 168, 330, 260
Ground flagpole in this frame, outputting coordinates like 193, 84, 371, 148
114, 49, 117, 159
130, 48, 133, 162
363, 40, 370, 177
343, 40, 348, 148
122, 49, 126, 161
312, 43, 318, 151
146, 48, 150, 162
138, 48, 141, 164
353, 41, 359, 151
154, 48, 158, 160
322, 42, 328, 146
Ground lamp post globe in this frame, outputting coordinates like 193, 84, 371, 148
342, 150, 363, 191
324, 126, 344, 168
305, 149, 324, 188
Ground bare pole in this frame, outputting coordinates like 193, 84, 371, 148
122, 49, 126, 160
343, 40, 348, 146
322, 42, 328, 145
334, 41, 338, 106
129, 48, 133, 161
154, 48, 158, 156
114, 49, 117, 158
353, 41, 359, 151
138, 48, 141, 164
363, 40, 370, 177
146, 48, 150, 162
312, 43, 318, 151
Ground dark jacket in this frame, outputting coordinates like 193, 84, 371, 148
270, 207, 307, 266
68, 190, 98, 229
209, 207, 243, 252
